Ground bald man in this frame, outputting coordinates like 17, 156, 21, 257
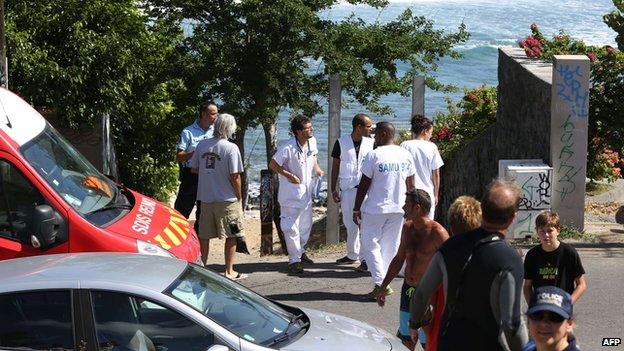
409, 179, 528, 351
353, 121, 415, 299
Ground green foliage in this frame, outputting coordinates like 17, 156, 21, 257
149, 0, 469, 128
604, 0, 624, 50
400, 85, 497, 159
6, 0, 189, 201
559, 226, 595, 242
518, 19, 624, 183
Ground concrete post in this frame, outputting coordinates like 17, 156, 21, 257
326, 74, 341, 244
550, 55, 590, 230
412, 76, 425, 117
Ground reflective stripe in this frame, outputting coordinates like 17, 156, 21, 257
164, 227, 182, 246
169, 221, 188, 240
153, 235, 172, 250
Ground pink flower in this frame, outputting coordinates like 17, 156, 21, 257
554, 35, 562, 41
530, 22, 538, 31
519, 39, 526, 48
437, 127, 452, 141
606, 46, 615, 55
587, 52, 597, 62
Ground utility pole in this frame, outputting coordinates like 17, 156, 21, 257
326, 74, 341, 244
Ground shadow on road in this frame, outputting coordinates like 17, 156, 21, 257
208, 261, 370, 279
266, 291, 373, 302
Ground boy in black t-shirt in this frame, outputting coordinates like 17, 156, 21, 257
523, 211, 587, 304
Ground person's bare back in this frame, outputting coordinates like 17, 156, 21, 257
403, 219, 449, 287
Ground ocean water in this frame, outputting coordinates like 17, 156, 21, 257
242, 0, 617, 190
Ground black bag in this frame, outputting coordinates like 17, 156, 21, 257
236, 236, 250, 255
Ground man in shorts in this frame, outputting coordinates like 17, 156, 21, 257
376, 189, 449, 350
190, 113, 247, 280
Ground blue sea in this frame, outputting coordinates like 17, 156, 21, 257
243, 0, 617, 188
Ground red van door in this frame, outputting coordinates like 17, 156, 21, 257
0, 153, 69, 260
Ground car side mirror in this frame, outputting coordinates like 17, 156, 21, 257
30, 204, 58, 249
206, 345, 230, 351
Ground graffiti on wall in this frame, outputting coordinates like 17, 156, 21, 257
553, 63, 589, 202
517, 170, 552, 211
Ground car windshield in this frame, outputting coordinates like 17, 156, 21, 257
20, 124, 124, 225
166, 265, 304, 347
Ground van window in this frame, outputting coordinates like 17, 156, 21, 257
21, 125, 130, 226
0, 159, 47, 242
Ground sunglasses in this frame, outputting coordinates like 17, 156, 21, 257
528, 311, 566, 324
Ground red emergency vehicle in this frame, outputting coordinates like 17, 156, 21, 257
0, 88, 200, 262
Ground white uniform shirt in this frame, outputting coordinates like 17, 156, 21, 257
361, 144, 415, 214
400, 139, 444, 198
337, 135, 374, 191
273, 136, 318, 208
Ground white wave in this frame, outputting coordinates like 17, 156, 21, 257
454, 39, 519, 51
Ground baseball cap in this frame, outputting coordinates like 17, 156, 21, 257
527, 286, 573, 319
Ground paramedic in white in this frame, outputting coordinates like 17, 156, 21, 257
269, 115, 317, 274
353, 122, 415, 295
400, 114, 444, 219
330, 113, 374, 265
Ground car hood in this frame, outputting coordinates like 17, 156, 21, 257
281, 307, 393, 351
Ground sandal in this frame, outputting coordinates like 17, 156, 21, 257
227, 272, 248, 281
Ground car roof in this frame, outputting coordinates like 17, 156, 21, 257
0, 253, 188, 294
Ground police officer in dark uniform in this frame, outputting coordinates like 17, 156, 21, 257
174, 102, 217, 233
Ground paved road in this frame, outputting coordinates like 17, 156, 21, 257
213, 245, 624, 350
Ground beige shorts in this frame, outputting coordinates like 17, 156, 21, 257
199, 201, 244, 240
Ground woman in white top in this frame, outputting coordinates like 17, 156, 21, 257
400, 115, 444, 219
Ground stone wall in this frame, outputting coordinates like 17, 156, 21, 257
436, 47, 553, 224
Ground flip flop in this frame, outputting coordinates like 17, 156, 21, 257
227, 272, 248, 281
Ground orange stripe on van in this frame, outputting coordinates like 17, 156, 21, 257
153, 235, 172, 250
168, 208, 186, 219
164, 227, 182, 246
169, 216, 188, 225
169, 221, 188, 240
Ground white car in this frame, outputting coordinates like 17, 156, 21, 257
0, 253, 407, 351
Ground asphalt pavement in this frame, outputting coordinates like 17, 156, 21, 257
209, 246, 624, 351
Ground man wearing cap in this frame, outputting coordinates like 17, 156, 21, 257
330, 113, 374, 267
175, 101, 218, 233
409, 178, 528, 350
524, 286, 580, 351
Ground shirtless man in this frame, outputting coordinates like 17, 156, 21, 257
376, 189, 449, 350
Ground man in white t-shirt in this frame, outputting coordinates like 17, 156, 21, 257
330, 113, 374, 266
353, 121, 415, 299
400, 114, 443, 219
269, 115, 318, 275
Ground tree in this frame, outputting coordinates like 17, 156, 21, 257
604, 0, 624, 50
149, 0, 468, 251
519, 18, 624, 182
6, 0, 190, 200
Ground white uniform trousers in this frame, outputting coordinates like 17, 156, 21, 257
280, 203, 313, 264
360, 212, 404, 286
340, 187, 361, 260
